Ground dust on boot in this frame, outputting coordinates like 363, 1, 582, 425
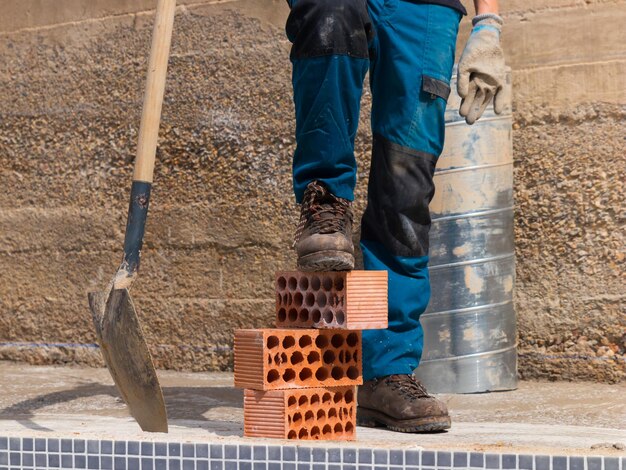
357, 374, 451, 433
294, 181, 355, 271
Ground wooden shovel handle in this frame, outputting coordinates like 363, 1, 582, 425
133, 0, 176, 183
114, 0, 176, 289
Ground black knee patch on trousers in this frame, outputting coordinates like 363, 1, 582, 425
361, 135, 437, 258
286, 0, 374, 59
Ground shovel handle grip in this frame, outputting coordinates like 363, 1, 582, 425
114, 0, 176, 289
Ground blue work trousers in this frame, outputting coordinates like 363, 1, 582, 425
286, 0, 461, 380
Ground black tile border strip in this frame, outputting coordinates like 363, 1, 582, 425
0, 436, 624, 470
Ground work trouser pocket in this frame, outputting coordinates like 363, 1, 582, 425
422, 75, 451, 102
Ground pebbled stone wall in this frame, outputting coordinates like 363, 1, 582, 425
0, 0, 624, 381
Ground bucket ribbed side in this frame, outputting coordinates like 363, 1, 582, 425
415, 69, 517, 393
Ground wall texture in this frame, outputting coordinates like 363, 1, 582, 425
0, 0, 624, 382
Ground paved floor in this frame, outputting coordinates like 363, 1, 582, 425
0, 362, 624, 455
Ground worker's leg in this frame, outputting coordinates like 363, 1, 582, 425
360, 1, 461, 380
286, 0, 373, 203
286, 0, 374, 271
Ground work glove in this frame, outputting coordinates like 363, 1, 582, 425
457, 13, 507, 125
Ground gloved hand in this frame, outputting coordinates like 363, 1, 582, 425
457, 13, 507, 125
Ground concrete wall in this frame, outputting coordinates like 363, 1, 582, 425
0, 0, 623, 382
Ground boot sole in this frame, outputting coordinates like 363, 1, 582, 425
357, 407, 451, 433
297, 251, 355, 272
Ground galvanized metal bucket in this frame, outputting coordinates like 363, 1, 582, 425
414, 69, 517, 393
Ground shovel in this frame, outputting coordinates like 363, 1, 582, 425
88, 0, 177, 433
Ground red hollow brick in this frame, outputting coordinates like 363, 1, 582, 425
275, 271, 388, 330
234, 329, 362, 390
244, 386, 356, 441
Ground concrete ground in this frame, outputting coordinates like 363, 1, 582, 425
0, 362, 624, 456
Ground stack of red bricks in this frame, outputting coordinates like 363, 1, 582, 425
234, 270, 388, 441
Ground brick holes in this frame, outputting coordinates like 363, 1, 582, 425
273, 352, 287, 365
323, 309, 333, 324
307, 351, 320, 364
315, 367, 329, 381
323, 350, 335, 364
311, 309, 321, 322
338, 350, 345, 363
291, 351, 304, 365
299, 308, 309, 322
276, 271, 387, 330
277, 308, 287, 322
315, 335, 328, 348
235, 329, 362, 390
275, 272, 348, 328
288, 308, 298, 322
275, 270, 388, 330
299, 335, 312, 348
331, 334, 344, 348
299, 368, 312, 382
285, 387, 357, 440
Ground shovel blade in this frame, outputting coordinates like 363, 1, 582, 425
88, 289, 168, 432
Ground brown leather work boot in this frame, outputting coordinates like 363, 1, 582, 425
357, 374, 451, 433
294, 181, 355, 271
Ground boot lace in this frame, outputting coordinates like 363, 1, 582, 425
382, 374, 431, 401
293, 181, 353, 247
